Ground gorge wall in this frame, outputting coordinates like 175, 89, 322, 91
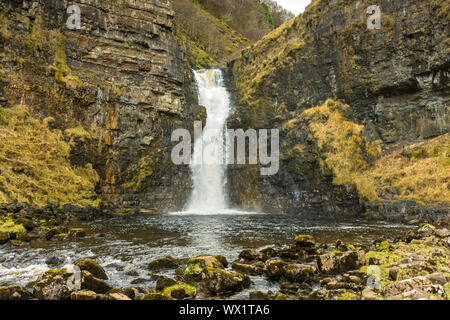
226, 0, 449, 218
0, 0, 204, 212
1, 0, 448, 220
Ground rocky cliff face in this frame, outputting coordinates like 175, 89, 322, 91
0, 0, 204, 211
226, 0, 449, 216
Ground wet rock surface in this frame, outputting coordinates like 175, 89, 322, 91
225, 0, 449, 218
0, 223, 448, 300
0, 0, 205, 212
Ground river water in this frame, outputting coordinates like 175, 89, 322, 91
0, 213, 413, 297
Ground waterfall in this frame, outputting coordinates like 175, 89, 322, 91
186, 69, 231, 214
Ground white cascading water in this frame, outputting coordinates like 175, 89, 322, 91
186, 69, 230, 214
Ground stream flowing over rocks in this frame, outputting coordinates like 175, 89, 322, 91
0, 216, 448, 300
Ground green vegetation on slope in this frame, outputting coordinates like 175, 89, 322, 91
171, 0, 250, 68
231, 0, 397, 107
171, 0, 294, 68
188, 0, 290, 41
298, 99, 450, 203
0, 105, 99, 206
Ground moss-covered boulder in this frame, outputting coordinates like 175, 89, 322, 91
202, 267, 250, 295
183, 255, 227, 282
67, 228, 86, 238
70, 289, 131, 300
0, 231, 9, 244
0, 220, 26, 242
31, 268, 75, 300
231, 262, 263, 275
338, 251, 366, 272
317, 250, 365, 274
123, 287, 145, 300
106, 292, 132, 300
0, 286, 32, 300
74, 258, 108, 280
183, 261, 204, 281
263, 259, 316, 283
249, 290, 275, 300
188, 255, 225, 269
260, 247, 278, 258
214, 255, 229, 268
70, 290, 102, 300
263, 260, 288, 280
317, 252, 340, 273
162, 284, 196, 299
141, 292, 175, 300
275, 293, 288, 300
293, 235, 316, 248
16, 218, 35, 231
148, 256, 179, 271
80, 270, 112, 294
282, 264, 316, 283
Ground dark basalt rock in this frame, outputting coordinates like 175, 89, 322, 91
201, 267, 251, 295
45, 256, 65, 267
238, 249, 268, 262
0, 286, 32, 300
224, 0, 449, 217
0, 0, 205, 212
148, 256, 180, 271
80, 271, 112, 294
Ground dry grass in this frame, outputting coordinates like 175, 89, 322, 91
0, 105, 99, 206
300, 99, 449, 203
366, 135, 450, 203
301, 99, 381, 201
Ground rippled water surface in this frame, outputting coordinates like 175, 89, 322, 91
0, 213, 413, 297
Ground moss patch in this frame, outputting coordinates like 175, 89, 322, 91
123, 151, 165, 192
0, 219, 26, 234
50, 32, 81, 90
65, 126, 92, 145
162, 284, 196, 298
300, 99, 381, 201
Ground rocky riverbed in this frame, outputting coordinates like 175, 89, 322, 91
1, 208, 448, 300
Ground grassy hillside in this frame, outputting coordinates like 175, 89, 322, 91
301, 100, 450, 204
171, 0, 250, 68
0, 105, 99, 206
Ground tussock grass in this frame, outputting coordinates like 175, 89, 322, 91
301, 99, 381, 201
366, 135, 450, 203
0, 105, 99, 206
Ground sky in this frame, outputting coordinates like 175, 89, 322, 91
273, 0, 311, 15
